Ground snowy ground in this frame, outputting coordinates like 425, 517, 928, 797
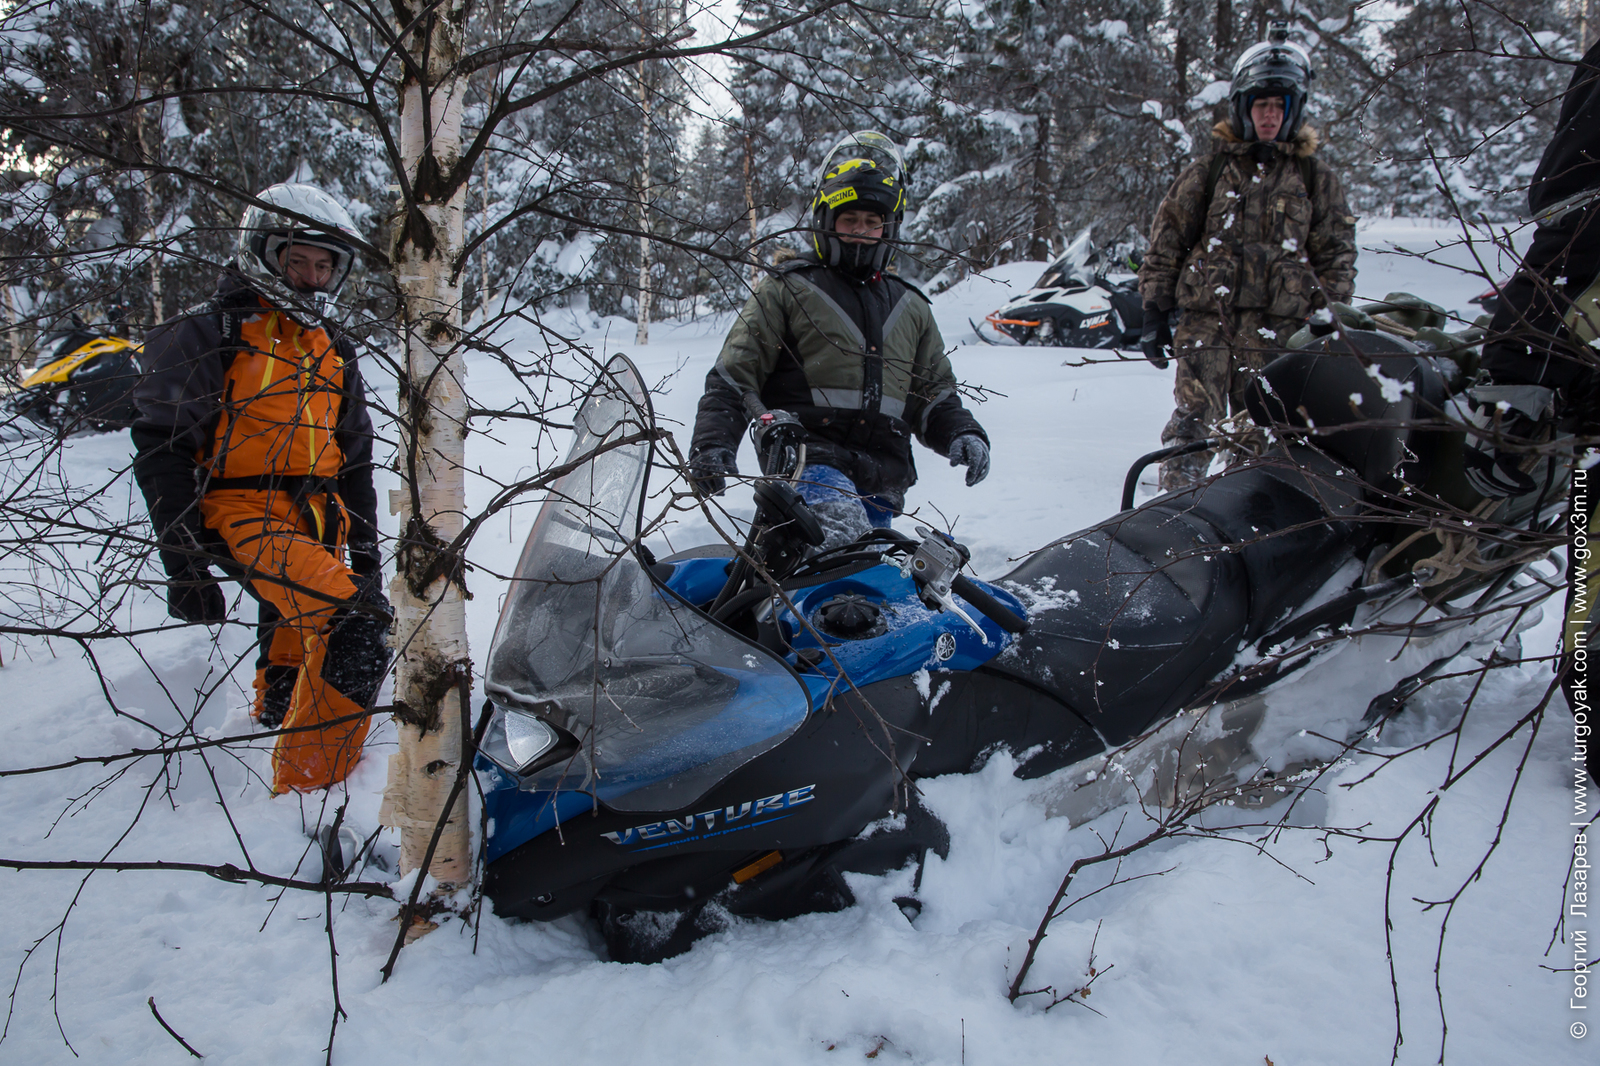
0, 219, 1587, 1064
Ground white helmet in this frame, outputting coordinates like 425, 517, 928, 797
234, 183, 361, 321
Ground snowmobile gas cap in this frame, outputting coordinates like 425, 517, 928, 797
814, 593, 888, 640
794, 647, 827, 670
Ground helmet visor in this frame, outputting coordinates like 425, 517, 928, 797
258, 232, 354, 294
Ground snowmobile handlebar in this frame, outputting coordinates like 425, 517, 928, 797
902, 527, 1029, 639
950, 573, 1030, 635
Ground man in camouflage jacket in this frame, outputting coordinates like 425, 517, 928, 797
688, 154, 989, 552
1139, 34, 1358, 491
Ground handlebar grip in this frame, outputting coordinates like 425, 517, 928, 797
951, 574, 1029, 634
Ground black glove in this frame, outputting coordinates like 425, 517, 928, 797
347, 540, 386, 603
687, 447, 737, 497
750, 410, 805, 477
1139, 302, 1172, 369
158, 521, 228, 624
947, 434, 991, 486
349, 541, 382, 577
1460, 385, 1554, 499
167, 571, 227, 624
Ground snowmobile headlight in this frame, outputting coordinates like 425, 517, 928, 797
482, 704, 560, 775
505, 711, 557, 768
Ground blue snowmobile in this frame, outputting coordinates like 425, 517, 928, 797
477, 318, 1561, 963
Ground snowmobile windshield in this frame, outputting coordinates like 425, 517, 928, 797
1034, 230, 1097, 291
38, 328, 101, 368
483, 355, 812, 813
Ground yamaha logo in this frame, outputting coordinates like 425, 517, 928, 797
935, 633, 957, 661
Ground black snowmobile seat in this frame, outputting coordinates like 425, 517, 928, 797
1167, 449, 1367, 640
988, 450, 1364, 746
991, 505, 1248, 746
986, 348, 1446, 750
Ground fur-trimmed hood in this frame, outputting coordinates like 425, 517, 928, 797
1211, 120, 1320, 158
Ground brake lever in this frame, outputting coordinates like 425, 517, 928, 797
899, 526, 988, 645
927, 586, 988, 644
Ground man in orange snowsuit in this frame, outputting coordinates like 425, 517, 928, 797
131, 183, 387, 794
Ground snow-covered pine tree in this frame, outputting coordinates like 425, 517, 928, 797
1356, 0, 1579, 219
907, 0, 1175, 281
0, 0, 389, 337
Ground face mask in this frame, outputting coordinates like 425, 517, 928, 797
836, 238, 880, 278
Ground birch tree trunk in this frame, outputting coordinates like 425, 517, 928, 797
1, 286, 24, 382
634, 11, 653, 348
378, 0, 473, 917
744, 132, 759, 289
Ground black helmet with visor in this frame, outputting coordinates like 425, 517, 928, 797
809, 132, 908, 277
1229, 22, 1315, 143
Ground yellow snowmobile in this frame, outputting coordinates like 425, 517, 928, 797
8, 326, 144, 436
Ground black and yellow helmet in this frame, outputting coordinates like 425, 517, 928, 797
809, 132, 908, 275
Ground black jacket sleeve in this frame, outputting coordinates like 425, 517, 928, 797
130, 426, 202, 546
1482, 41, 1600, 397
1481, 214, 1600, 393
918, 393, 988, 458
129, 307, 227, 549
689, 365, 749, 459
334, 339, 380, 550
1528, 39, 1600, 216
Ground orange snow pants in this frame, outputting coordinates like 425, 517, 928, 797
201, 488, 371, 794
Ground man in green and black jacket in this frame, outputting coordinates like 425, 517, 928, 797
688, 152, 990, 551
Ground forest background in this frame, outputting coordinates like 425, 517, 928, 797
1, 0, 1593, 356
0, 5, 1595, 1059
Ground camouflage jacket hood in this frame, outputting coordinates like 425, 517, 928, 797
1139, 121, 1357, 321
1212, 120, 1322, 158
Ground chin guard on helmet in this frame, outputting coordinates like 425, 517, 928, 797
809, 131, 908, 276
234, 183, 363, 324
1229, 21, 1314, 143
